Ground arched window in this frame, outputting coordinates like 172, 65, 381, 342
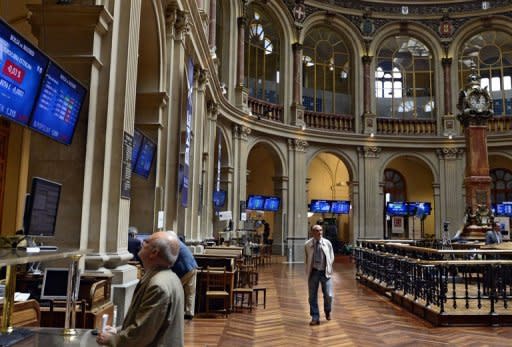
459, 30, 512, 116
490, 168, 512, 204
244, 7, 280, 104
383, 169, 406, 202
375, 36, 435, 119
302, 26, 352, 114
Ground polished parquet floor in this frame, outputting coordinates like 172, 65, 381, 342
185, 256, 512, 347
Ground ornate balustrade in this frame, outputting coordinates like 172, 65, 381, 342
304, 110, 354, 132
376, 118, 437, 135
355, 241, 512, 326
247, 97, 283, 122
488, 116, 512, 132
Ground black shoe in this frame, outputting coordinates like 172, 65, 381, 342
309, 320, 320, 326
184, 314, 194, 321
326, 313, 331, 321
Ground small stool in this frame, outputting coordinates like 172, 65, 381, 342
253, 286, 266, 309
233, 288, 253, 312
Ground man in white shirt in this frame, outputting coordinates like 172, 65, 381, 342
304, 224, 334, 326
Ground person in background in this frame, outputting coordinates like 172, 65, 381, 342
128, 226, 142, 262
97, 231, 184, 346
304, 224, 334, 326
263, 222, 271, 245
168, 231, 198, 320
486, 223, 503, 245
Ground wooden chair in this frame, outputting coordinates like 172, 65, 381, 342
0, 299, 41, 327
232, 265, 255, 312
205, 266, 230, 317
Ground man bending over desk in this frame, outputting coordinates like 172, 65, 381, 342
97, 231, 184, 347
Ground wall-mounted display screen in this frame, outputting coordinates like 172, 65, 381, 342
0, 19, 49, 126
213, 190, 226, 207
309, 200, 331, 213
133, 136, 156, 178
330, 200, 350, 214
131, 128, 143, 170
247, 195, 265, 210
386, 202, 408, 216
496, 203, 512, 217
263, 196, 280, 212
29, 62, 87, 145
24, 177, 61, 237
408, 202, 431, 216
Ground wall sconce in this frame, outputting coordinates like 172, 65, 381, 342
482, 1, 490, 10
401, 6, 409, 15
301, 124, 306, 131
448, 134, 453, 140
370, 132, 375, 138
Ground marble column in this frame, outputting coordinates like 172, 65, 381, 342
436, 148, 465, 237
362, 55, 376, 134
208, 0, 217, 53
291, 43, 305, 126
201, 102, 218, 239
441, 58, 456, 136
272, 176, 288, 254
165, 7, 190, 233
287, 138, 308, 262
235, 17, 249, 111
357, 146, 383, 238
232, 125, 251, 231
184, 67, 208, 241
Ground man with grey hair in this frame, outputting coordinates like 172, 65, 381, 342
97, 231, 184, 346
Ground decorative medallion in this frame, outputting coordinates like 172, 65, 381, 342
293, 1, 306, 23
360, 18, 375, 36
438, 19, 453, 38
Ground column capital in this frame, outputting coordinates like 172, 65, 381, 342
233, 124, 251, 140
173, 9, 190, 40
441, 57, 453, 66
362, 55, 373, 64
436, 147, 464, 160
288, 138, 308, 152
194, 65, 208, 90
358, 146, 381, 158
292, 42, 303, 51
207, 101, 218, 120
238, 16, 247, 27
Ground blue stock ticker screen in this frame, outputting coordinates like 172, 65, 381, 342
133, 136, 156, 178
29, 62, 87, 145
0, 19, 49, 126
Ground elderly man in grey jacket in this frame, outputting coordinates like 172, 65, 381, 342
304, 224, 334, 326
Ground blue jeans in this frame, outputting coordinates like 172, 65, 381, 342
308, 269, 333, 321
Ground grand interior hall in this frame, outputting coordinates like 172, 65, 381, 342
1, 0, 512, 346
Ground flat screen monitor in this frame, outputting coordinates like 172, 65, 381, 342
133, 136, 156, 178
24, 177, 61, 237
131, 128, 143, 171
29, 61, 87, 145
386, 202, 408, 216
263, 196, 280, 212
309, 200, 331, 213
247, 195, 265, 210
40, 268, 72, 301
497, 203, 512, 217
0, 19, 49, 126
331, 200, 350, 214
408, 202, 431, 216
213, 190, 227, 207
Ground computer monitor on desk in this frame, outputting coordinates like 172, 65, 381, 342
40, 268, 72, 301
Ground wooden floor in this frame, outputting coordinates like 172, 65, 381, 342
185, 256, 512, 347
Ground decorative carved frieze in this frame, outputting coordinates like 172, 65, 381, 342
358, 146, 381, 158
436, 147, 464, 160
288, 138, 308, 152
232, 124, 251, 140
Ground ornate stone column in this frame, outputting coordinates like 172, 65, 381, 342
232, 125, 251, 231
357, 146, 382, 238
208, 0, 217, 54
436, 148, 465, 237
200, 101, 218, 239
287, 138, 308, 262
165, 7, 190, 233
291, 43, 305, 126
184, 66, 208, 241
442, 58, 456, 136
362, 55, 376, 135
272, 176, 288, 254
235, 16, 249, 112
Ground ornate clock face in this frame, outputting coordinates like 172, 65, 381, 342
467, 90, 490, 113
